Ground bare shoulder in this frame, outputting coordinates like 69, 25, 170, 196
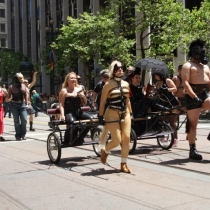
204, 64, 210, 72
60, 88, 67, 94
182, 61, 191, 69
172, 75, 177, 82
166, 78, 173, 84
122, 80, 129, 87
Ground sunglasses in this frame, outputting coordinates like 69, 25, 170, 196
103, 75, 109, 79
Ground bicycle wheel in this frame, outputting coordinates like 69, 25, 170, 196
92, 127, 103, 157
157, 123, 174, 150
129, 128, 137, 154
47, 133, 61, 164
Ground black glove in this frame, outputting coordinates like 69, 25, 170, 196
193, 97, 202, 105
160, 86, 168, 94
98, 116, 105, 126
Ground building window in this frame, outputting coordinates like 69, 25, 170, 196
0, 9, 5, 17
1, 39, 6, 47
0, 0, 5, 3
185, 0, 202, 10
0, 24, 5, 32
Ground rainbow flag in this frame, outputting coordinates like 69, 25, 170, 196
49, 50, 54, 70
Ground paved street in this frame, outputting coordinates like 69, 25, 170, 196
1, 113, 210, 210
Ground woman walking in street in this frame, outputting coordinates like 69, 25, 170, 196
99, 60, 133, 173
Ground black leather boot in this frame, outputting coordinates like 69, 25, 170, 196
30, 122, 35, 131
189, 144, 202, 160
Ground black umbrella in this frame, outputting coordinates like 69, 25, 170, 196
135, 58, 169, 76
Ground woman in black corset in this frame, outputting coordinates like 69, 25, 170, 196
59, 72, 92, 145
59, 72, 92, 121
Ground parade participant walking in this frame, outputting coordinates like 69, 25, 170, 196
92, 69, 110, 111
8, 73, 29, 140
99, 61, 133, 173
24, 71, 38, 131
182, 39, 210, 160
0, 85, 9, 141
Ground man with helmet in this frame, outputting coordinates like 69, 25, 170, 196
182, 39, 210, 161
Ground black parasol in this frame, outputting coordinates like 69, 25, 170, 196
135, 58, 169, 76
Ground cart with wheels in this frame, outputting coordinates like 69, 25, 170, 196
46, 107, 100, 164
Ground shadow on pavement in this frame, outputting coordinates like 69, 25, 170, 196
81, 168, 120, 176
34, 156, 100, 168
159, 158, 210, 166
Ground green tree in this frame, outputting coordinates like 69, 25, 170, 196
52, 11, 135, 88
135, 0, 187, 60
0, 48, 24, 82
178, 0, 210, 54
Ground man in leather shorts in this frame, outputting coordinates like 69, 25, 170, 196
182, 39, 210, 161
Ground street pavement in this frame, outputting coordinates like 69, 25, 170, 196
1, 112, 210, 210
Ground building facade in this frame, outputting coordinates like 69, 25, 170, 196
6, 0, 203, 93
0, 0, 7, 48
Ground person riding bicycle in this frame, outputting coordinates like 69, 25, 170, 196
59, 72, 93, 146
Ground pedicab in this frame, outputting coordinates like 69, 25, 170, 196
47, 106, 101, 164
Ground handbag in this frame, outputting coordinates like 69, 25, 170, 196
27, 104, 35, 114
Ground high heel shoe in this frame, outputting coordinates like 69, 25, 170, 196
120, 163, 131, 173
100, 149, 108, 164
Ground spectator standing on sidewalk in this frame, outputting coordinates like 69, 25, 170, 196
77, 75, 86, 93
23, 71, 38, 131
31, 90, 40, 117
0, 85, 9, 141
182, 39, 210, 161
92, 69, 110, 111
8, 73, 29, 141
3, 84, 12, 118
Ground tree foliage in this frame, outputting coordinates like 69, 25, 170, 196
135, 0, 187, 59
178, 0, 210, 55
0, 48, 24, 80
52, 11, 135, 87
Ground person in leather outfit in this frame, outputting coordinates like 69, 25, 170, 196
99, 61, 133, 173
129, 69, 147, 135
182, 39, 210, 161
8, 73, 29, 140
59, 72, 93, 146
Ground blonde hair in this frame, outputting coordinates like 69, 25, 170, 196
62, 72, 79, 88
16, 73, 24, 83
109, 60, 122, 79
